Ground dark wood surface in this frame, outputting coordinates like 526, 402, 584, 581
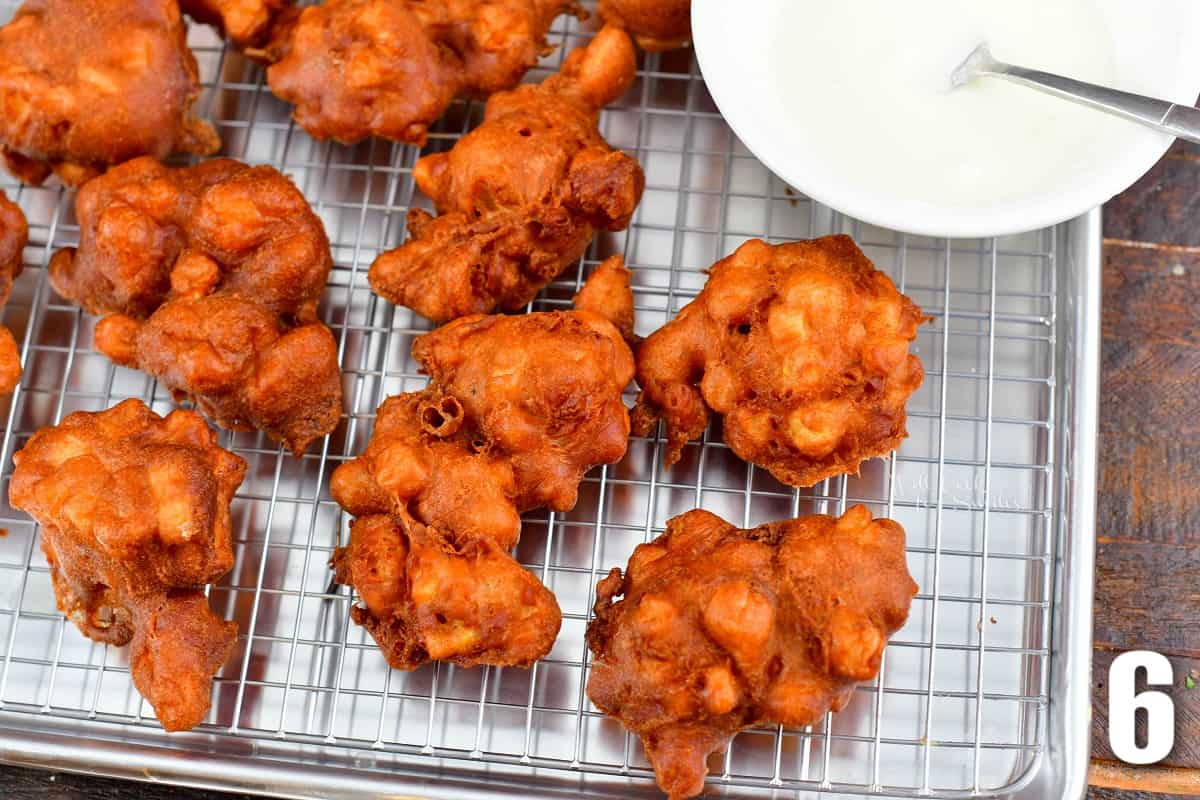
0, 765, 258, 799
1089, 140, 1200, 798
1091, 790, 1200, 800
4, 150, 1199, 800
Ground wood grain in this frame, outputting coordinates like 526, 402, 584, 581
1090, 139, 1200, 797
1091, 761, 1200, 797
1090, 785, 1200, 800
1090, 791, 1200, 800
1090, 790, 1200, 800
1098, 244, 1200, 546
1093, 541, 1200, 657
1105, 141, 1200, 247
0, 766, 256, 799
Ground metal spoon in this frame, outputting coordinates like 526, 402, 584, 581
952, 42, 1200, 144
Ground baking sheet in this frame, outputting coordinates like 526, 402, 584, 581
0, 6, 1096, 798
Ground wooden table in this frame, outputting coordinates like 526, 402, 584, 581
3, 147, 1197, 799
1085, 139, 1200, 798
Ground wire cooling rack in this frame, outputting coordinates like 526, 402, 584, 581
0, 5, 1097, 799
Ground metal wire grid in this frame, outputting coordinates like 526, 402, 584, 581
0, 6, 1061, 798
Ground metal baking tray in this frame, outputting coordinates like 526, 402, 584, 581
0, 5, 1098, 799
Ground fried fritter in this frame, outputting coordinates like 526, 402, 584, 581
410, 272, 635, 512
368, 25, 644, 322
331, 263, 635, 668
333, 512, 560, 668
49, 157, 331, 321
632, 236, 926, 487
259, 0, 583, 145
574, 253, 637, 343
8, 399, 246, 731
0, 189, 26, 395
180, 0, 292, 48
333, 261, 635, 541
0, 0, 219, 186
333, 392, 524, 552
0, 326, 17, 395
49, 157, 343, 454
96, 297, 343, 456
598, 0, 690, 51
0, 190, 23, 309
587, 505, 917, 800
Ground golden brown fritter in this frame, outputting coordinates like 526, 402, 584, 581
259, 0, 583, 145
49, 157, 343, 454
0, 190, 23, 309
632, 236, 926, 487
368, 25, 644, 322
587, 505, 917, 800
333, 392, 524, 552
8, 399, 246, 731
333, 512, 560, 668
598, 0, 690, 51
49, 157, 331, 321
410, 282, 635, 513
331, 264, 635, 668
0, 0, 219, 187
0, 326, 17, 396
574, 254, 637, 343
333, 264, 635, 543
0, 189, 26, 395
180, 0, 292, 48
96, 297, 343, 456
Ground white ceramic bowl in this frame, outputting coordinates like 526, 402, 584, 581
692, 0, 1200, 238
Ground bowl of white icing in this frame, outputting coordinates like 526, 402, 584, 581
692, 0, 1200, 238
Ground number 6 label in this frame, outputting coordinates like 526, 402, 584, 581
1109, 650, 1175, 764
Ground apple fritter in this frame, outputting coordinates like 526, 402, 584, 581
573, 252, 637, 343
333, 512, 560, 668
180, 0, 292, 48
0, 0, 219, 186
331, 261, 635, 668
587, 505, 917, 800
368, 25, 644, 322
0, 326, 17, 396
333, 259, 635, 540
49, 157, 331, 320
259, 0, 583, 145
598, 0, 690, 51
0, 189, 23, 309
8, 399, 246, 731
0, 189, 26, 395
95, 297, 343, 456
632, 235, 926, 487
49, 157, 343, 454
333, 392, 524, 553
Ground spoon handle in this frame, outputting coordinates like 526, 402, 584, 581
982, 61, 1200, 145
1160, 104, 1200, 144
